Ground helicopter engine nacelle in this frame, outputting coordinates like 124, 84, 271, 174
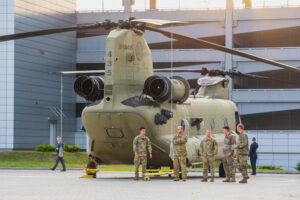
74, 75, 104, 102
143, 75, 190, 103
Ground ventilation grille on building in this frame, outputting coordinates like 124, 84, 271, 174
48, 106, 67, 118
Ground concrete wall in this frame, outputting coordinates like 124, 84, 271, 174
0, 0, 15, 149
248, 130, 300, 171
13, 0, 77, 149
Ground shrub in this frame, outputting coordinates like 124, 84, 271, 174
36, 144, 56, 152
258, 165, 282, 170
296, 162, 300, 171
36, 144, 80, 152
64, 144, 81, 152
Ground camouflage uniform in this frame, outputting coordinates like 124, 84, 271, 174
200, 137, 218, 181
133, 135, 152, 179
222, 134, 236, 181
236, 131, 249, 180
173, 135, 188, 180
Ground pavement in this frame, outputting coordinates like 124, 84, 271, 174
0, 169, 299, 200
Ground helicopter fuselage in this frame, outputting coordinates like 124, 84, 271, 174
80, 28, 240, 168
83, 96, 239, 167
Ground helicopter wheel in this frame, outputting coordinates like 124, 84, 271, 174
86, 161, 97, 178
219, 163, 226, 178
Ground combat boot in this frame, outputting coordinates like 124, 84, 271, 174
229, 175, 236, 182
210, 177, 214, 182
174, 177, 179, 181
246, 175, 250, 180
222, 176, 230, 182
239, 178, 247, 183
201, 178, 208, 182
134, 177, 139, 181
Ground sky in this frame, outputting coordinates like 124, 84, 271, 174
76, 0, 300, 11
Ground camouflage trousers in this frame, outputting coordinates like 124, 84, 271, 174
173, 156, 187, 179
237, 154, 248, 178
202, 156, 215, 178
222, 153, 235, 177
134, 156, 147, 178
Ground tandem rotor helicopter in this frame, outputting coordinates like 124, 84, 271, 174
1, 18, 300, 177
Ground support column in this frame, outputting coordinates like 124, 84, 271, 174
225, 0, 233, 99
150, 0, 157, 10
123, 0, 132, 19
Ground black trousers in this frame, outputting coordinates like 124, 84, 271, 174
250, 157, 257, 175
52, 156, 66, 170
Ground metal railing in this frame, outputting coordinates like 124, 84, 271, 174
77, 0, 300, 13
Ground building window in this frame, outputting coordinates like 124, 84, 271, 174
49, 121, 58, 145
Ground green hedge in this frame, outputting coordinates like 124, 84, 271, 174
64, 144, 80, 152
296, 162, 300, 171
36, 144, 80, 152
258, 165, 282, 170
35, 144, 56, 152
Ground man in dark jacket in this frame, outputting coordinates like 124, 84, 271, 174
50, 136, 66, 172
249, 137, 258, 175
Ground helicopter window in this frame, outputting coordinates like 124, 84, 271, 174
224, 118, 228, 126
181, 119, 189, 132
235, 112, 241, 132
211, 118, 215, 130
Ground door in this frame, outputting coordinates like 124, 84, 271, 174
50, 121, 58, 145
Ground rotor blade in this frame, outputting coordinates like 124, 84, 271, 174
154, 69, 205, 73
155, 68, 300, 86
131, 19, 185, 26
230, 72, 300, 86
53, 70, 105, 75
0, 23, 107, 42
146, 26, 300, 73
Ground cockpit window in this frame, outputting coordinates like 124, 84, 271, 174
224, 118, 228, 126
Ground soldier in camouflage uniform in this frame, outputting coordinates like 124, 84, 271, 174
172, 126, 188, 181
234, 124, 249, 183
200, 130, 218, 182
222, 126, 236, 182
133, 127, 152, 180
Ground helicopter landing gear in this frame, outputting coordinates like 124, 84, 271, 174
86, 161, 97, 178
147, 165, 162, 177
219, 163, 226, 178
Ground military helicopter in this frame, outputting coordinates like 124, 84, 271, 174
1, 18, 300, 177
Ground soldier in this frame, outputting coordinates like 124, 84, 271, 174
200, 130, 218, 182
234, 124, 249, 183
133, 127, 152, 181
173, 126, 188, 181
249, 137, 259, 175
222, 126, 236, 182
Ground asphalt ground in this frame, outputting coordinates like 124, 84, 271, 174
0, 169, 299, 200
